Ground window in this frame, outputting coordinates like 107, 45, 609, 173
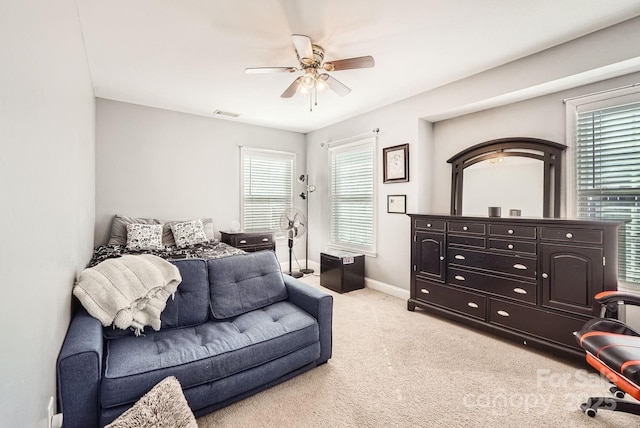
241, 148, 294, 235
568, 89, 640, 286
329, 137, 376, 254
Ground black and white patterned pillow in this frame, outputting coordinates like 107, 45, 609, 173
170, 219, 209, 248
126, 223, 164, 251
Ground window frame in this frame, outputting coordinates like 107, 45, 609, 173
565, 85, 640, 289
240, 147, 295, 238
328, 136, 377, 256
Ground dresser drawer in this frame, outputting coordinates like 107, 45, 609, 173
488, 238, 537, 255
448, 221, 486, 235
447, 248, 536, 279
448, 235, 486, 249
488, 299, 587, 349
220, 231, 275, 252
234, 234, 274, 246
449, 267, 536, 304
415, 279, 486, 320
415, 219, 446, 231
540, 227, 603, 244
489, 224, 536, 239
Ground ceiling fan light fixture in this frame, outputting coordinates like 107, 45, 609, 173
315, 75, 329, 93
301, 71, 316, 89
297, 84, 310, 95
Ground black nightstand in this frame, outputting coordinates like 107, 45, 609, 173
320, 251, 365, 293
220, 231, 276, 252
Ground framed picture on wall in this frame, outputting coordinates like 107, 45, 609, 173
383, 143, 409, 183
387, 195, 406, 214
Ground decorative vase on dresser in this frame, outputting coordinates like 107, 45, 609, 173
407, 214, 623, 357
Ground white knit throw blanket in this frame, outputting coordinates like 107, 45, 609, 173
73, 254, 182, 335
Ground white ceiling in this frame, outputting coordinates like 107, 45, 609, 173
75, 0, 640, 133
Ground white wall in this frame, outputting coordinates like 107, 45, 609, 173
306, 100, 429, 292
95, 99, 307, 264
0, 1, 95, 427
305, 16, 640, 294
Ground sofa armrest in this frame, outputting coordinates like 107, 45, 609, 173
284, 275, 333, 364
57, 308, 103, 428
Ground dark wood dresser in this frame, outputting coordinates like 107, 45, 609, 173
407, 214, 623, 357
220, 230, 276, 252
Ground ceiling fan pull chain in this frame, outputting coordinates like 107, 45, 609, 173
314, 84, 318, 108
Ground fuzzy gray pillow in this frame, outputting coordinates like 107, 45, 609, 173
105, 376, 197, 428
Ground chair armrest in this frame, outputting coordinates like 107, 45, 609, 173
595, 290, 640, 307
56, 308, 104, 428
284, 275, 333, 364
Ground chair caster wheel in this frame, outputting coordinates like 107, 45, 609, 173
609, 386, 625, 399
581, 403, 597, 417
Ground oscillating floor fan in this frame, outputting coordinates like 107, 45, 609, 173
280, 208, 307, 278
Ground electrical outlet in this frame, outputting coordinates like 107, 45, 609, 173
47, 396, 54, 428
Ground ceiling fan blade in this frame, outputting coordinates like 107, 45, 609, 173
291, 34, 314, 64
319, 74, 351, 96
281, 76, 302, 98
245, 67, 297, 74
323, 55, 375, 71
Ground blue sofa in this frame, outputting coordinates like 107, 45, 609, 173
57, 251, 333, 428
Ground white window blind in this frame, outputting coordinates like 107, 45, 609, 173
575, 101, 640, 285
241, 148, 294, 235
329, 138, 376, 253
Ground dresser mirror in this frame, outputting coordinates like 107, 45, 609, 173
448, 138, 567, 218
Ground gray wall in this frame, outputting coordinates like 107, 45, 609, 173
95, 99, 307, 263
0, 1, 95, 427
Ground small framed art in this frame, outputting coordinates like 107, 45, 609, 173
383, 143, 409, 183
387, 195, 406, 214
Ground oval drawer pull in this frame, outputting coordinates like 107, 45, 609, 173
463, 226, 469, 231
454, 275, 465, 281
262, 238, 269, 242
439, 256, 445, 261
427, 223, 432, 228
513, 263, 527, 270
508, 229, 514, 235
497, 310, 510, 317
420, 288, 430, 294
239, 240, 247, 244
454, 254, 466, 260
566, 232, 573, 239
507, 244, 514, 250
542, 273, 549, 279
467, 302, 479, 309
513, 288, 527, 295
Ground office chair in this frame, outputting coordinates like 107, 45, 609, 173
574, 290, 640, 417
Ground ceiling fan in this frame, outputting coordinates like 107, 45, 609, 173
245, 34, 375, 109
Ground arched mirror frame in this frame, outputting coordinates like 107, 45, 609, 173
448, 137, 567, 218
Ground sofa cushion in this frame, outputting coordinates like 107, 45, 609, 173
100, 301, 320, 409
161, 259, 210, 329
102, 259, 209, 339
207, 252, 287, 320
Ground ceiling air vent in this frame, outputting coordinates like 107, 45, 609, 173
213, 109, 240, 118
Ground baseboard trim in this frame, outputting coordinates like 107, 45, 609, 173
365, 278, 410, 300
284, 259, 409, 301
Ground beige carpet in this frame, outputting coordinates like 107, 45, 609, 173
197, 275, 637, 428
